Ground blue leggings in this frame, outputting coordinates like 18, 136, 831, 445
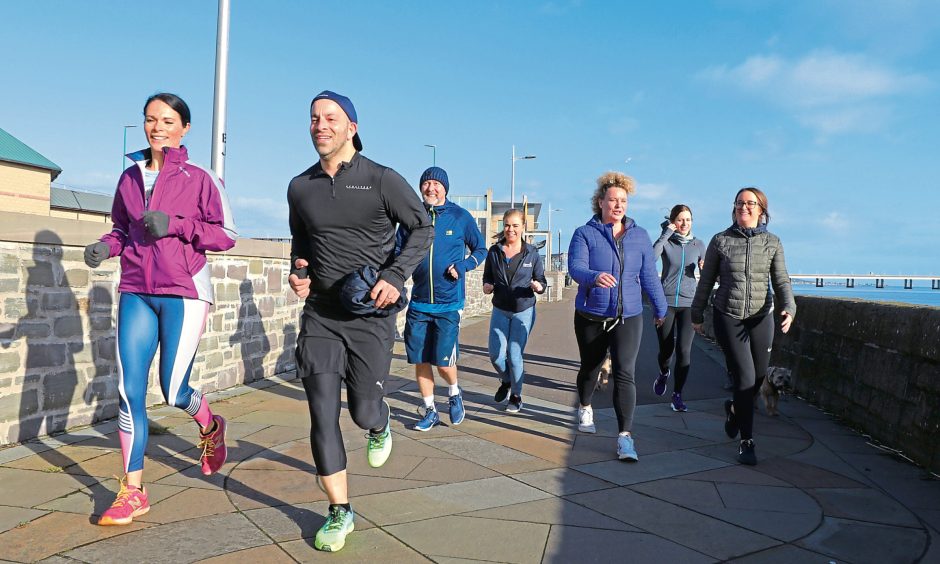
488, 306, 536, 396
117, 293, 211, 472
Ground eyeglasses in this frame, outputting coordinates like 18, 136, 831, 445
734, 200, 760, 209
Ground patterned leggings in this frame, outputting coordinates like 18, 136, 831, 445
116, 293, 213, 473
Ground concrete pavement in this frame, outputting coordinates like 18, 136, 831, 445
1, 295, 938, 563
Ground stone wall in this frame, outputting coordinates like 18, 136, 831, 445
704, 295, 940, 473
0, 212, 300, 445
0, 211, 566, 445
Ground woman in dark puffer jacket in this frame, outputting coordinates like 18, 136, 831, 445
691, 187, 795, 466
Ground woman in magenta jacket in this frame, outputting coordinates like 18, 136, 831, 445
83, 93, 237, 526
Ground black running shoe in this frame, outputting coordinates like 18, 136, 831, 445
738, 439, 757, 465
494, 381, 511, 403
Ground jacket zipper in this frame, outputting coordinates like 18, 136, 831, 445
429, 209, 436, 304
743, 235, 752, 317
615, 229, 624, 319
675, 245, 685, 307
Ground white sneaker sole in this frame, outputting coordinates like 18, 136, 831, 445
577, 424, 596, 433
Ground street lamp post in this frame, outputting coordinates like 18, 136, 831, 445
547, 204, 562, 271
510, 145, 536, 208
122, 125, 137, 174
424, 144, 436, 166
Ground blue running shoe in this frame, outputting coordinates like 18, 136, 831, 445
653, 369, 670, 396
414, 406, 440, 432
617, 434, 638, 461
670, 392, 688, 412
448, 390, 465, 426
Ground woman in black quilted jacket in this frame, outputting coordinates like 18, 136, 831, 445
691, 187, 795, 466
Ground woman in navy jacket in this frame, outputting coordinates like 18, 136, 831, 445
568, 172, 667, 461
483, 209, 547, 413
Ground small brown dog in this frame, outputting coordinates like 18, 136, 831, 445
596, 355, 611, 390
760, 366, 792, 416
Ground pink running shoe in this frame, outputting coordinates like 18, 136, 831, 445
199, 415, 228, 476
98, 477, 149, 526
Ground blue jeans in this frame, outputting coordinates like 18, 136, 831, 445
488, 306, 536, 396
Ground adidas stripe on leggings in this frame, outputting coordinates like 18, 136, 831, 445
116, 293, 214, 473
711, 308, 774, 441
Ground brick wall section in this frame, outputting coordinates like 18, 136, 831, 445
0, 163, 52, 216
703, 295, 940, 473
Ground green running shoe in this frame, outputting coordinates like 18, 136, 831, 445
314, 505, 355, 552
366, 400, 392, 468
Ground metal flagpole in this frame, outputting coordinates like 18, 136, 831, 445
211, 0, 230, 179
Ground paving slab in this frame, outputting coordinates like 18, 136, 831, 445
462, 497, 636, 530
279, 527, 432, 563
807, 487, 921, 527
679, 464, 792, 487
510, 467, 617, 496
0, 505, 47, 533
136, 487, 236, 524
727, 543, 835, 563
63, 513, 270, 564
403, 456, 500, 483
353, 476, 551, 526
196, 544, 296, 564
796, 516, 928, 564
418, 435, 540, 468
542, 526, 713, 563
0, 467, 96, 508
574, 450, 729, 486
568, 487, 780, 560
385, 515, 549, 564
0, 511, 151, 562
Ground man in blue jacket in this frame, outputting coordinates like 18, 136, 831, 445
397, 166, 486, 431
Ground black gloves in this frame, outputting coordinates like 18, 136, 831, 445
142, 210, 171, 238
84, 242, 110, 268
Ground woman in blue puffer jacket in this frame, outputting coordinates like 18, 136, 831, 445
568, 171, 667, 461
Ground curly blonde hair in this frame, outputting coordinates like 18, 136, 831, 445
591, 171, 636, 216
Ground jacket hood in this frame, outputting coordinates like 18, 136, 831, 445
730, 223, 768, 238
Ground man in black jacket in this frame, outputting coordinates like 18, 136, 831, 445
287, 90, 433, 552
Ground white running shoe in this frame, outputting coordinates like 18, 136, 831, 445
577, 406, 596, 433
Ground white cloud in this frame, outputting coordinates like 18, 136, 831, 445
698, 50, 929, 136
821, 211, 849, 232
634, 182, 669, 200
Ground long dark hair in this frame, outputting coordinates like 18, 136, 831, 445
144, 93, 191, 125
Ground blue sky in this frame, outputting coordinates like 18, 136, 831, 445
3, 0, 938, 274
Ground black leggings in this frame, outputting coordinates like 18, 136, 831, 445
656, 307, 694, 393
574, 312, 643, 433
712, 309, 774, 441
301, 373, 389, 476
296, 308, 395, 477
